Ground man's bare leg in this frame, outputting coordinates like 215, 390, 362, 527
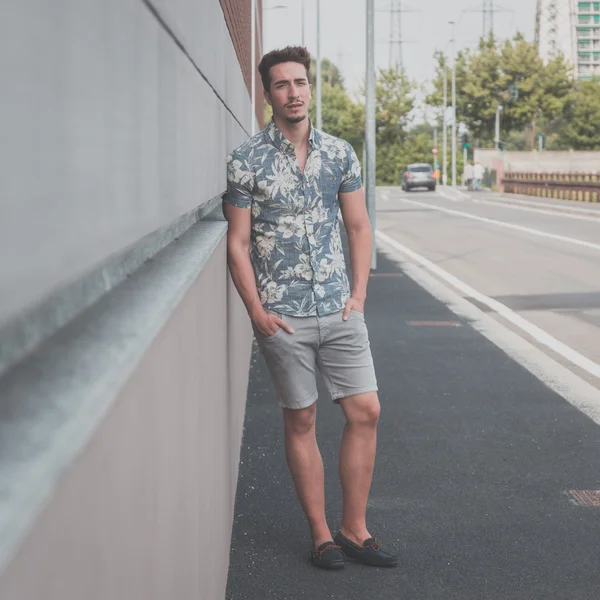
283, 402, 333, 549
338, 392, 380, 544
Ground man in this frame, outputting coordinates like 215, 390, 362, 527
463, 161, 474, 190
223, 46, 397, 571
473, 161, 485, 191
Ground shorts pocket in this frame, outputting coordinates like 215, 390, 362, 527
254, 312, 286, 341
349, 309, 365, 320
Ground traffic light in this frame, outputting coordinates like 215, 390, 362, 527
460, 132, 470, 149
509, 83, 519, 101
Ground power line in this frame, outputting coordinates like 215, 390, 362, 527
377, 1, 420, 69
463, 1, 512, 39
390, 0, 403, 69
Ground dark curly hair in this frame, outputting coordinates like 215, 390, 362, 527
258, 46, 311, 92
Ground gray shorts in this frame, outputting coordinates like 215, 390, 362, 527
253, 309, 378, 410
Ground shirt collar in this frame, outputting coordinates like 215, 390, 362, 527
266, 118, 320, 153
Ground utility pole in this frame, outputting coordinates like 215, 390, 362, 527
316, 0, 322, 130
482, 0, 488, 37
387, 1, 420, 69
251, 0, 256, 134
366, 0, 376, 270
450, 21, 457, 187
433, 126, 438, 173
495, 104, 503, 151
301, 0, 305, 46
390, 0, 403, 69
442, 60, 448, 186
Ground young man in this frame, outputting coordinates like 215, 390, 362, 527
223, 46, 397, 571
473, 161, 485, 191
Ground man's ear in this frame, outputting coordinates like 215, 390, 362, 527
263, 90, 272, 106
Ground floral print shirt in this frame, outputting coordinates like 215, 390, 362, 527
223, 119, 362, 317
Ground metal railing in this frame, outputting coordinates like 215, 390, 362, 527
502, 172, 600, 202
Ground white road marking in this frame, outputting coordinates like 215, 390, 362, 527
394, 197, 600, 252
450, 187, 471, 199
458, 195, 600, 223
376, 231, 600, 425
376, 230, 600, 381
436, 187, 461, 202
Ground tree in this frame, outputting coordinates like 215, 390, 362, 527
307, 58, 365, 157
311, 58, 345, 89
426, 33, 573, 149
559, 80, 600, 150
498, 33, 572, 146
373, 66, 439, 184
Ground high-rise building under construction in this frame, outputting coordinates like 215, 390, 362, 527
535, 0, 600, 80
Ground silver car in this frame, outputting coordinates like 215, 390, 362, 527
402, 163, 437, 192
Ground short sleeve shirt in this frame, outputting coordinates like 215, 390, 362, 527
223, 118, 363, 317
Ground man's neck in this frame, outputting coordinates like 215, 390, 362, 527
273, 115, 310, 150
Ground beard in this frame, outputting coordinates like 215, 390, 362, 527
285, 114, 307, 124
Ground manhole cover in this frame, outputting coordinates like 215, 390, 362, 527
567, 490, 600, 507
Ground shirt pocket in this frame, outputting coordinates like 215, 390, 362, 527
319, 165, 344, 209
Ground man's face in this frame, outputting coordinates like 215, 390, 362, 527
265, 61, 312, 124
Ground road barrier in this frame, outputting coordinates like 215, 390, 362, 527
502, 172, 600, 202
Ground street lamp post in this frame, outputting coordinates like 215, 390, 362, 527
251, 0, 256, 134
433, 126, 438, 173
495, 104, 503, 151
450, 20, 457, 187
301, 0, 305, 46
316, 0, 322, 130
442, 60, 447, 186
366, 0, 376, 270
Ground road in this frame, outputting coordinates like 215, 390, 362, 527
227, 186, 600, 598
376, 186, 600, 391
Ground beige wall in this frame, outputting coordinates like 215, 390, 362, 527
0, 238, 253, 600
475, 149, 600, 173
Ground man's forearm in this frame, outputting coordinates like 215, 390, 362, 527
227, 237, 263, 318
346, 223, 373, 300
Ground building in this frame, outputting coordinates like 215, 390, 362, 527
536, 0, 600, 80
0, 1, 261, 599
575, 1, 600, 80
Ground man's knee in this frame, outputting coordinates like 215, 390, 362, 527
343, 392, 380, 427
284, 403, 317, 436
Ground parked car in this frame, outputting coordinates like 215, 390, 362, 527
401, 163, 437, 192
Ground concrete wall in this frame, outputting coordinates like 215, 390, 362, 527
0, 0, 250, 336
475, 149, 600, 173
0, 238, 253, 600
0, 1, 256, 598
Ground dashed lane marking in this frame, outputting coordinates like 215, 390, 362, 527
392, 197, 600, 252
375, 230, 600, 381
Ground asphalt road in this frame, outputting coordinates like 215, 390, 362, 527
376, 186, 600, 389
226, 187, 600, 599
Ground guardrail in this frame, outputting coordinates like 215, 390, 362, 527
502, 172, 600, 202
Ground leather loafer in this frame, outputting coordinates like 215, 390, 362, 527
334, 532, 398, 568
309, 541, 345, 570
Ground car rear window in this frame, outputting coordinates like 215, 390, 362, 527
408, 166, 432, 173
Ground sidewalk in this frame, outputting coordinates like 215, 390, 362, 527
226, 249, 600, 600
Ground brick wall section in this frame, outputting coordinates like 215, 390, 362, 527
220, 0, 264, 127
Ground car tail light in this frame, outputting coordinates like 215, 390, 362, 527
406, 173, 412, 178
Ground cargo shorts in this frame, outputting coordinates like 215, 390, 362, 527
253, 309, 378, 410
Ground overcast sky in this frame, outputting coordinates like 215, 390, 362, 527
262, 0, 539, 96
